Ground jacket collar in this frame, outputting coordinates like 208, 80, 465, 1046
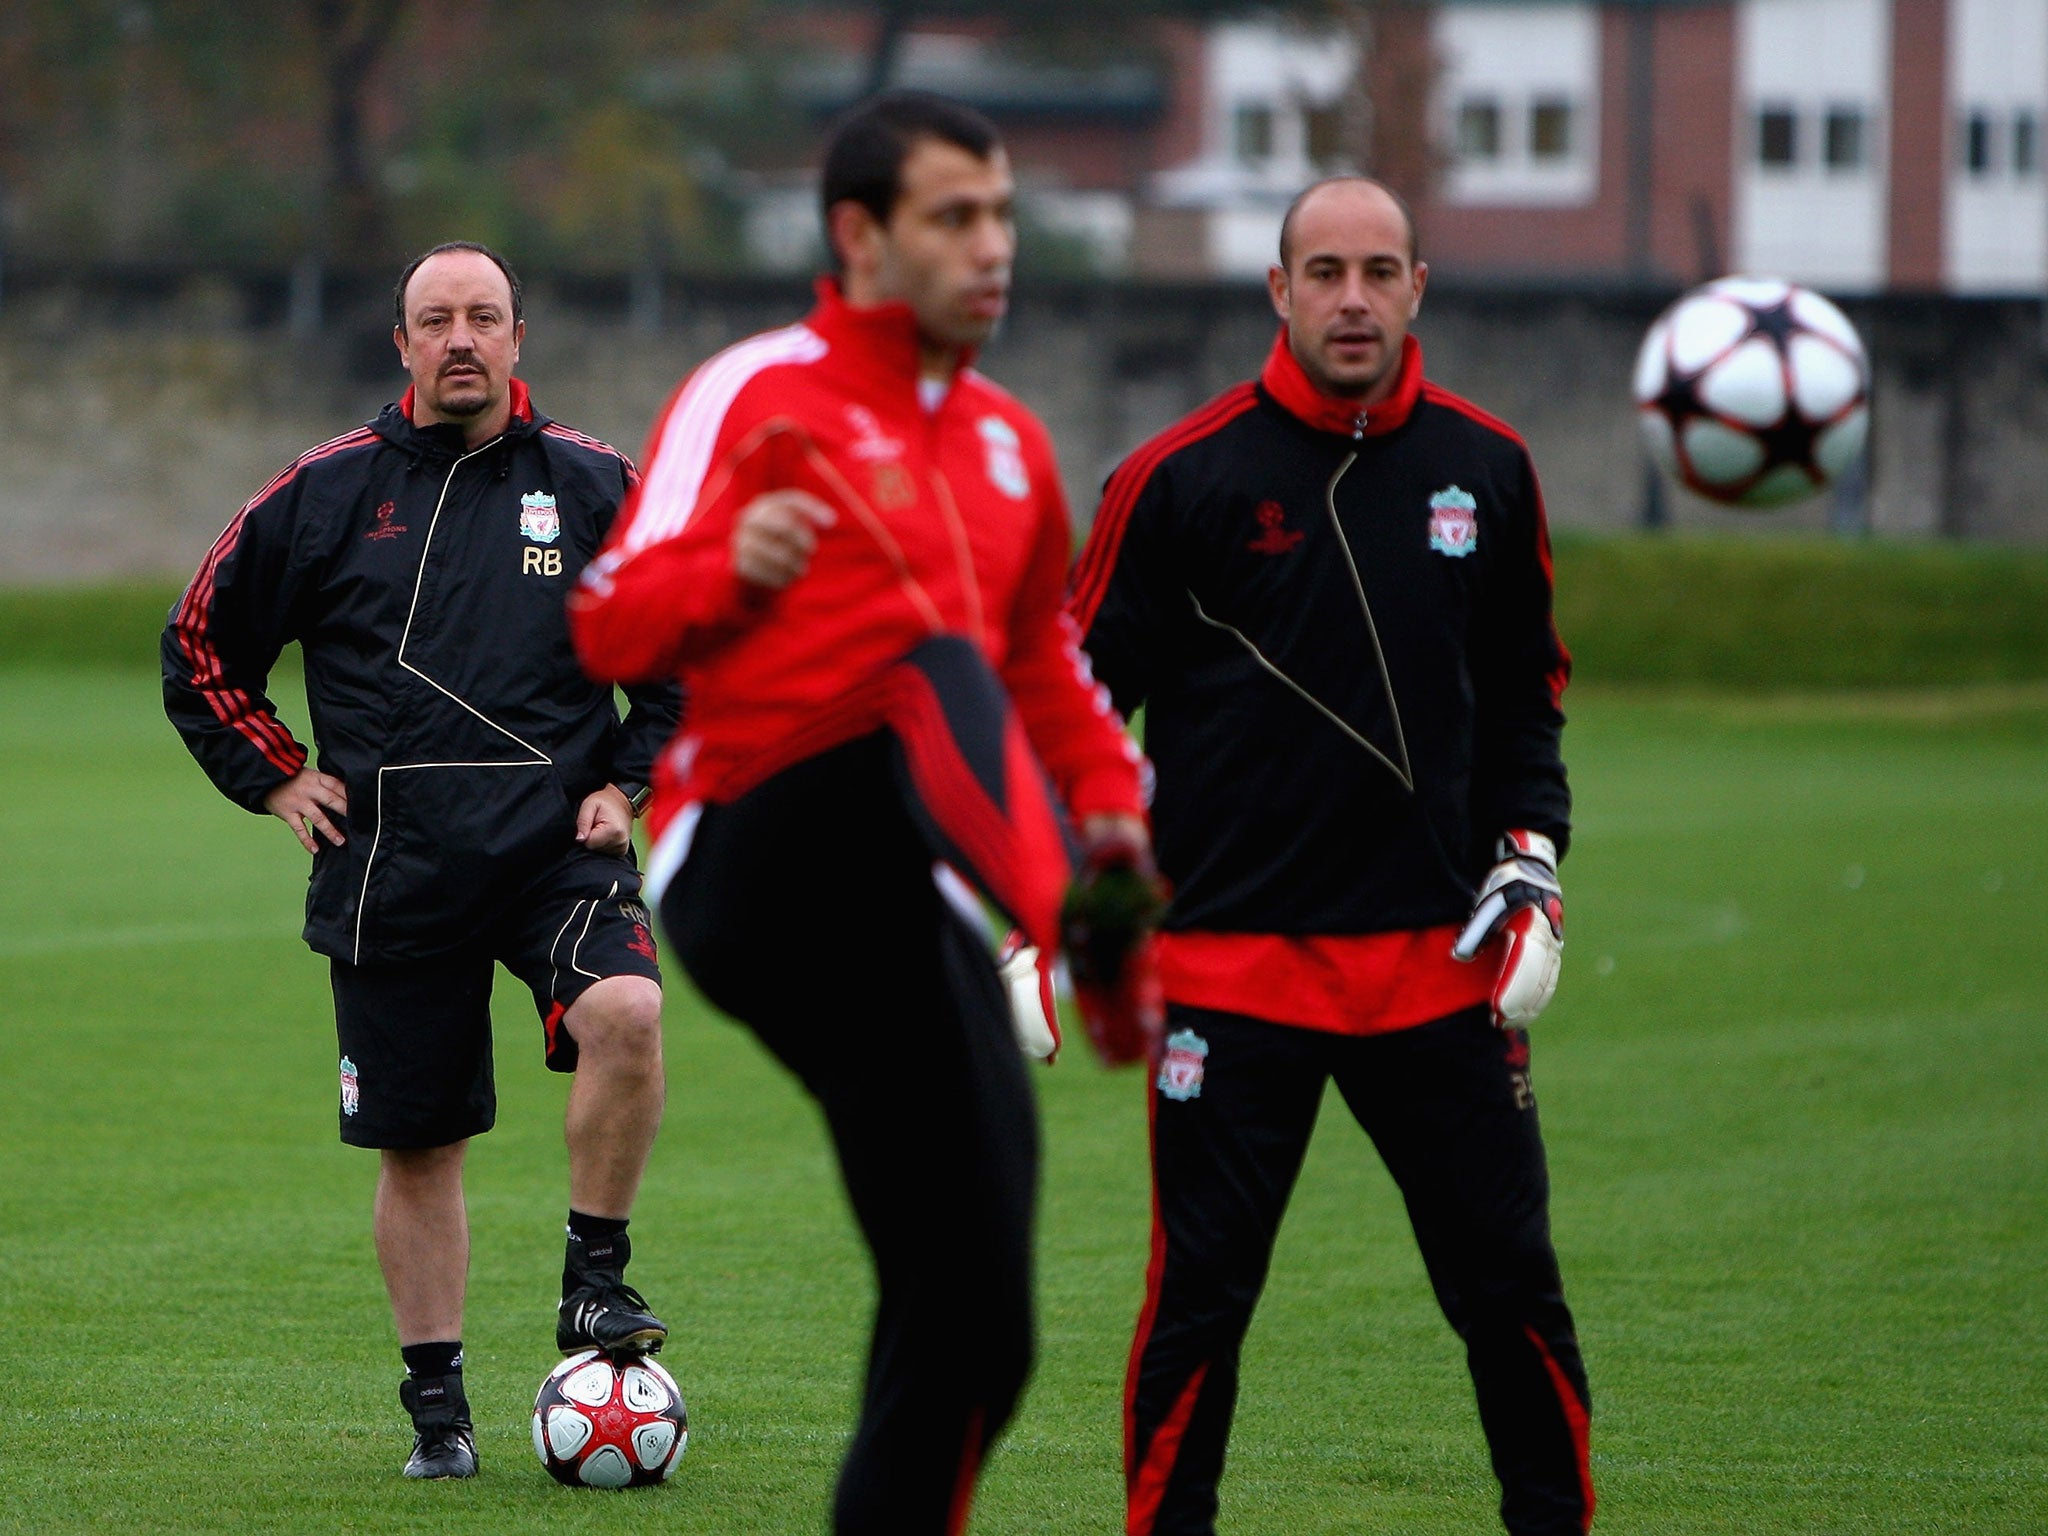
804, 276, 975, 396
381, 377, 542, 455
1258, 328, 1423, 439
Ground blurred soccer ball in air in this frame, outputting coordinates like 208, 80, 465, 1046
1633, 276, 1870, 508
532, 1349, 687, 1488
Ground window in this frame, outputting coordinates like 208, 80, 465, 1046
1529, 97, 1574, 160
1458, 97, 1502, 162
1757, 106, 1798, 168
2015, 111, 2039, 178
1234, 103, 1274, 164
1964, 111, 1995, 175
1823, 107, 1865, 170
1305, 103, 1346, 168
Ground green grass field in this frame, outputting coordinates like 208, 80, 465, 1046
4, 660, 2047, 1531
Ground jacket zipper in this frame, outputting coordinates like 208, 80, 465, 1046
1320, 416, 1415, 791
1185, 421, 1415, 794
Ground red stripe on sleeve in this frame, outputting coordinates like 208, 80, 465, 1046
172, 428, 375, 775
1421, 385, 1570, 710
1421, 382, 1529, 448
540, 420, 637, 480
174, 509, 303, 773
183, 516, 301, 767
1529, 473, 1571, 710
1070, 385, 1258, 633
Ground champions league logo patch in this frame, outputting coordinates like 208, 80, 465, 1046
339, 1055, 360, 1117
519, 491, 562, 544
1427, 486, 1478, 557
363, 500, 408, 542
1247, 499, 1305, 555
1157, 1028, 1210, 1102
978, 415, 1030, 501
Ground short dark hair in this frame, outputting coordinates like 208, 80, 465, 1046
1278, 177, 1420, 270
392, 241, 523, 332
819, 90, 1002, 269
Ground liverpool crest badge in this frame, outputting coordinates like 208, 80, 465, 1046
1427, 486, 1478, 557
978, 415, 1030, 501
519, 491, 561, 544
1157, 1028, 1210, 1102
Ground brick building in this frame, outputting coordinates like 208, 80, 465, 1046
756, 1, 2047, 296
1402, 0, 2046, 294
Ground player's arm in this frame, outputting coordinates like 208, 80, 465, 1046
162, 478, 315, 821
1001, 441, 1165, 1065
569, 484, 772, 685
1458, 450, 1573, 1024
1000, 444, 1145, 827
609, 680, 683, 799
1469, 448, 1571, 853
570, 395, 826, 685
581, 453, 688, 824
1066, 448, 1185, 722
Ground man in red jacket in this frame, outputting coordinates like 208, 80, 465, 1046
570, 92, 1154, 1534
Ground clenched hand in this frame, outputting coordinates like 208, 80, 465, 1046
576, 784, 636, 854
732, 490, 837, 590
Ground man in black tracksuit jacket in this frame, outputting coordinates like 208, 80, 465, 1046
1071, 180, 1592, 1534
163, 243, 683, 1480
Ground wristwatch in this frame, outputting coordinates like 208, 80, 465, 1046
614, 781, 653, 818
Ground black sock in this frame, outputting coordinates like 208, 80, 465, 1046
401, 1340, 463, 1379
567, 1210, 629, 1244
565, 1211, 631, 1294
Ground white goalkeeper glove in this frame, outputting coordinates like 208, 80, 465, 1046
1452, 830, 1564, 1027
999, 932, 1061, 1062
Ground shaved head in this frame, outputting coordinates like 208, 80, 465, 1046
1266, 174, 1427, 403
1278, 176, 1419, 272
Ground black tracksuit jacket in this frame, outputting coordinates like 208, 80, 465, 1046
163, 381, 682, 966
1070, 333, 1571, 938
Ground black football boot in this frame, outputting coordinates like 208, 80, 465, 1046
558, 1227, 667, 1358
399, 1372, 478, 1479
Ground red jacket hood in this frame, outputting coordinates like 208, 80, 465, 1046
1259, 328, 1423, 438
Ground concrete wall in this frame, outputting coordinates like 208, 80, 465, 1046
1, 268, 2043, 585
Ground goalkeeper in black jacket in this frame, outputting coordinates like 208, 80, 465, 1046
1071, 179, 1592, 1536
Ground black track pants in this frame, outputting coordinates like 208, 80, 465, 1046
1125, 1004, 1592, 1536
659, 737, 1037, 1536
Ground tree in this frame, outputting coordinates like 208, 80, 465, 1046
307, 0, 408, 262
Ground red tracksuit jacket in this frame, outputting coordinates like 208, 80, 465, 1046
569, 279, 1144, 904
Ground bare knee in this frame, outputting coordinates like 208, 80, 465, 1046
379, 1140, 467, 1196
564, 977, 664, 1072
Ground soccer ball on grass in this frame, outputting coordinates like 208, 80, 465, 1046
531, 1349, 687, 1488
1632, 275, 1869, 508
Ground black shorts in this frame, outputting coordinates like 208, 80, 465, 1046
330, 852, 662, 1149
